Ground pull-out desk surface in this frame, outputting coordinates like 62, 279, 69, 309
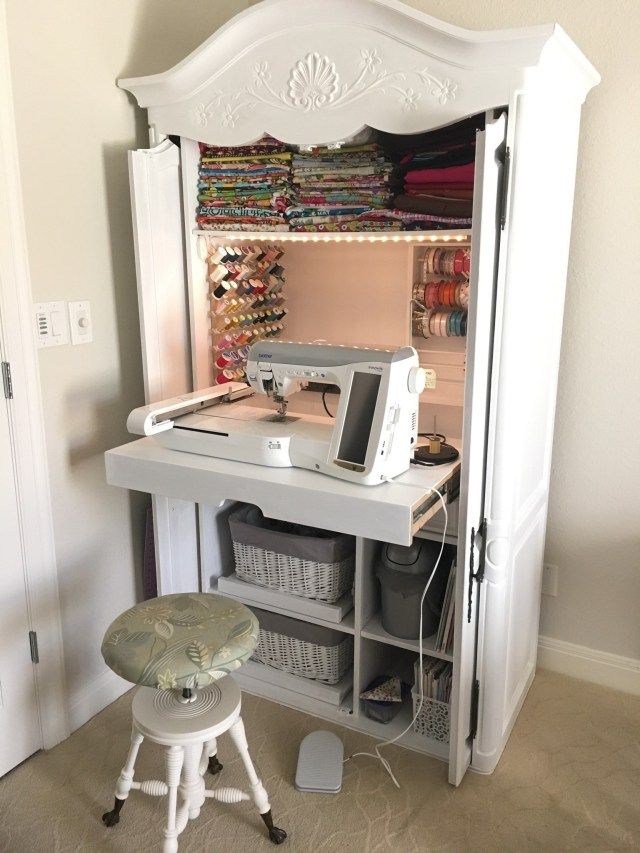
106, 438, 460, 545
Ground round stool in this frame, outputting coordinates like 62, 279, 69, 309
100, 593, 286, 852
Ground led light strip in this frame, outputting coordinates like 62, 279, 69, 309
194, 229, 470, 244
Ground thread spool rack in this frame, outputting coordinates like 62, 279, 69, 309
199, 237, 287, 385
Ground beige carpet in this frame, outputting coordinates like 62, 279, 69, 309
0, 669, 638, 852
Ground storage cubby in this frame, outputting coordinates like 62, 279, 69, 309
359, 535, 456, 658
204, 501, 356, 632
198, 499, 456, 763
356, 640, 450, 758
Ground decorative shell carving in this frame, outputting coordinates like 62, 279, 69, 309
288, 53, 340, 110
193, 50, 458, 128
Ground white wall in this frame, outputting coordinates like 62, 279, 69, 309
5, 0, 255, 729
5, 0, 638, 722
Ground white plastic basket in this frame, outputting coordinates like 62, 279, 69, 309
229, 505, 355, 603
411, 691, 450, 743
252, 627, 353, 684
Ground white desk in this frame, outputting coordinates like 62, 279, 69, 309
106, 437, 460, 547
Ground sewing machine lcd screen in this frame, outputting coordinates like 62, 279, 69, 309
337, 372, 381, 466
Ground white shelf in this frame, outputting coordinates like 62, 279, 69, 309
240, 660, 353, 707
194, 229, 471, 244
211, 578, 356, 634
216, 572, 354, 627
361, 613, 453, 662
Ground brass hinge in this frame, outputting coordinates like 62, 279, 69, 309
29, 631, 39, 664
2, 361, 13, 399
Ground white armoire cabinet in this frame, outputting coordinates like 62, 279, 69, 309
105, 0, 599, 785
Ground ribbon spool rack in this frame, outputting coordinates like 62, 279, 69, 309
412, 246, 470, 340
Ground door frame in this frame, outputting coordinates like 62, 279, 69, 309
0, 1, 68, 750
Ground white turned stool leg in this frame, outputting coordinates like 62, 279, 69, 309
102, 725, 144, 827
102, 679, 286, 847
163, 745, 185, 853
200, 737, 223, 777
180, 743, 206, 819
228, 717, 287, 845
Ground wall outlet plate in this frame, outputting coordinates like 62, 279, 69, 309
542, 563, 558, 597
34, 301, 69, 348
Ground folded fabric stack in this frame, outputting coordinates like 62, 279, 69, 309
382, 115, 482, 228
286, 143, 395, 231
197, 136, 292, 232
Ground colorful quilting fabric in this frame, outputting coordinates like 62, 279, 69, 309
197, 137, 292, 230
383, 118, 479, 225
195, 127, 477, 233
286, 143, 394, 231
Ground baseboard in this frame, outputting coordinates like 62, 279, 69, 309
68, 669, 131, 732
537, 635, 640, 696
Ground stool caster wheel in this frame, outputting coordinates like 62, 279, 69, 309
102, 797, 125, 827
207, 755, 224, 776
261, 810, 287, 844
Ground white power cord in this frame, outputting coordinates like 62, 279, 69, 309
345, 487, 449, 788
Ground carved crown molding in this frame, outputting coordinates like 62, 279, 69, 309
193, 50, 458, 129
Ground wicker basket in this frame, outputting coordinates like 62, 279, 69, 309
411, 691, 450, 743
229, 504, 355, 603
250, 607, 353, 684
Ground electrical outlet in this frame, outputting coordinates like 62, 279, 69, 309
542, 563, 558, 597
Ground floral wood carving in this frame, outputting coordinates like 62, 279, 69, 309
193, 50, 458, 128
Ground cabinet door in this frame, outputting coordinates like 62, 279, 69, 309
128, 139, 191, 404
129, 140, 199, 594
449, 113, 507, 785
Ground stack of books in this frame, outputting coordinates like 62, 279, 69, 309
414, 657, 453, 704
435, 561, 456, 655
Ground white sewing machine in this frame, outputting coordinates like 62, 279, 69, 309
127, 342, 426, 485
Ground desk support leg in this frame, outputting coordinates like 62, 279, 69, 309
152, 495, 199, 595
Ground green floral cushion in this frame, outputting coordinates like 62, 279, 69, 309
101, 593, 259, 689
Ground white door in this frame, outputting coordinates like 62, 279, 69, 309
449, 113, 507, 785
0, 331, 42, 775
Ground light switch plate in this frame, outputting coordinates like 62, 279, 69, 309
68, 300, 93, 345
34, 301, 69, 347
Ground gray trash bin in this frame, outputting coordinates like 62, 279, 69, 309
375, 540, 451, 639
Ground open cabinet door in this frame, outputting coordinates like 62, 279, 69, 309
128, 139, 191, 404
128, 139, 198, 594
449, 113, 507, 785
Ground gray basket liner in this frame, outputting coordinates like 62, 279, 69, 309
249, 606, 346, 647
229, 504, 355, 564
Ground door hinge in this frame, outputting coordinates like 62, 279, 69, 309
499, 146, 511, 230
2, 361, 13, 399
29, 630, 39, 664
467, 518, 487, 622
470, 679, 480, 738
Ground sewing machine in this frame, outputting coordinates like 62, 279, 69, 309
127, 342, 426, 485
